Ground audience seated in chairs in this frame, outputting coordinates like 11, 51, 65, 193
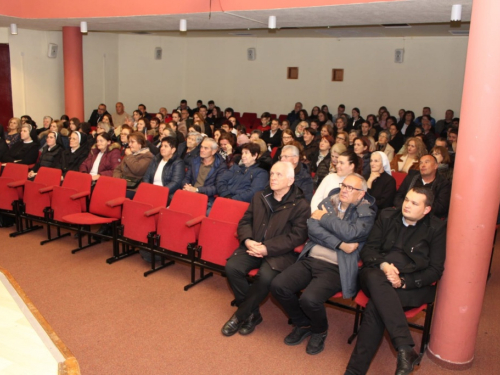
216, 142, 269, 203
1, 123, 40, 165
390, 137, 426, 173
218, 132, 239, 168
143, 136, 185, 203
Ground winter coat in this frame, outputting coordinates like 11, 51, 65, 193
32, 144, 63, 173
113, 148, 154, 180
143, 153, 185, 202
183, 153, 227, 203
217, 163, 269, 203
294, 162, 314, 202
79, 142, 122, 177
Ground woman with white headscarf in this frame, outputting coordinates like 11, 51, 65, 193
57, 131, 89, 177
366, 151, 396, 211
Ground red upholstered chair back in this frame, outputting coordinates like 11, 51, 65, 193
62, 171, 92, 212
0, 163, 28, 210
209, 197, 249, 223
168, 190, 208, 218
1, 163, 28, 181
133, 183, 169, 207
392, 171, 407, 190
24, 167, 62, 217
89, 176, 126, 219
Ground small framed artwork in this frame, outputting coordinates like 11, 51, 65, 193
332, 69, 344, 82
287, 67, 299, 79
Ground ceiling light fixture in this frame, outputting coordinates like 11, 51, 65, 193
451, 4, 462, 21
180, 19, 187, 32
268, 16, 277, 29
80, 21, 88, 33
10, 24, 18, 35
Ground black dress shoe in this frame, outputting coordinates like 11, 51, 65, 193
284, 326, 312, 346
239, 312, 263, 335
395, 347, 421, 375
306, 331, 328, 355
221, 314, 243, 337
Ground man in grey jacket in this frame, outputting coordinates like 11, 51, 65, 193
270, 173, 377, 355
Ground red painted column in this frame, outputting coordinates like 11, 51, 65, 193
429, 0, 500, 368
62, 27, 84, 120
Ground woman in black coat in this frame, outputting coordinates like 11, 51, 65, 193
56, 131, 89, 177
366, 151, 396, 212
1, 124, 39, 165
28, 131, 64, 178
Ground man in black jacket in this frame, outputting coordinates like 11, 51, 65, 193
393, 155, 451, 219
345, 187, 446, 375
88, 103, 109, 127
222, 161, 310, 337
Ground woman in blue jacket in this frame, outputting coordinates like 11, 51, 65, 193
216, 142, 269, 203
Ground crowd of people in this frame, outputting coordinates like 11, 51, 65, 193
0, 99, 455, 374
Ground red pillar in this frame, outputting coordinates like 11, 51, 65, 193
62, 27, 84, 120
429, 0, 500, 367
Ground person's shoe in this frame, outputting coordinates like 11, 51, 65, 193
93, 224, 111, 242
239, 312, 263, 335
395, 347, 420, 375
221, 314, 244, 337
306, 331, 328, 355
284, 326, 312, 346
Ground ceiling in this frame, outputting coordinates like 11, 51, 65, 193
0, 0, 473, 38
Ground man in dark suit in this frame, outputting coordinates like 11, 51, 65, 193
345, 187, 446, 375
88, 103, 109, 127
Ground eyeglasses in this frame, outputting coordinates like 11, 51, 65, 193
336, 137, 346, 141
120, 133, 129, 136
280, 154, 295, 160
339, 183, 363, 192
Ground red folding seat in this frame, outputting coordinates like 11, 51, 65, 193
41, 171, 92, 245
278, 114, 288, 122
145, 190, 207, 278
61, 176, 126, 255
107, 183, 169, 264
392, 171, 408, 190
185, 197, 249, 290
0, 163, 29, 228
10, 167, 62, 237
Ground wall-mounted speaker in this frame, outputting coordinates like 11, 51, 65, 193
395, 48, 404, 63
47, 43, 58, 58
155, 47, 162, 60
247, 48, 256, 61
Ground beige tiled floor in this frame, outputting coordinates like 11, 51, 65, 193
0, 274, 61, 375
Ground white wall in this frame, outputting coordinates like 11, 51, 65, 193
83, 32, 119, 120
0, 27, 8, 43
8, 29, 64, 123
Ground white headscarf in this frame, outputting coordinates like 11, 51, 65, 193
372, 151, 391, 176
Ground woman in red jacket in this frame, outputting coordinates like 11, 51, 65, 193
79, 132, 121, 181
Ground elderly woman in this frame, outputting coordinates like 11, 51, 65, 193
143, 136, 185, 202
2, 123, 39, 164
118, 125, 133, 156
390, 136, 426, 173
374, 130, 395, 162
181, 131, 202, 168
353, 136, 372, 179
295, 121, 309, 140
252, 138, 272, 172
28, 131, 63, 179
57, 131, 89, 177
366, 151, 397, 211
5, 117, 21, 148
310, 135, 335, 189
79, 132, 121, 181
217, 142, 268, 203
113, 132, 154, 197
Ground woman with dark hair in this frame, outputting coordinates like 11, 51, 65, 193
367, 151, 396, 211
317, 111, 333, 127
272, 128, 296, 164
360, 121, 376, 139
216, 142, 268, 203
102, 113, 114, 128
320, 124, 335, 138
399, 110, 416, 138
347, 107, 364, 131
213, 128, 226, 144
431, 145, 453, 181
378, 111, 390, 130
280, 119, 290, 131
218, 132, 239, 168
310, 135, 335, 189
136, 118, 151, 137
212, 106, 224, 129
69, 118, 81, 132
377, 106, 388, 121
353, 136, 372, 179
132, 110, 142, 129
309, 106, 321, 121
113, 132, 154, 196
311, 150, 362, 211
366, 114, 378, 128
388, 124, 405, 154
56, 131, 89, 177
143, 136, 185, 202
79, 132, 121, 181
321, 104, 333, 121
5, 117, 21, 148
1, 123, 39, 165
28, 131, 63, 179
224, 107, 235, 119
291, 109, 309, 130
334, 117, 347, 134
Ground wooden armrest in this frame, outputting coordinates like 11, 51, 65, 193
144, 207, 162, 217
70, 191, 90, 200
106, 196, 128, 207
185, 215, 204, 227
39, 186, 55, 194
7, 180, 26, 188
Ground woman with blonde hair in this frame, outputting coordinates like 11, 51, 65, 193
390, 136, 426, 173
252, 138, 272, 172
5, 117, 21, 148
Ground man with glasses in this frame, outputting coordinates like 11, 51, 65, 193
345, 187, 446, 375
280, 145, 314, 202
271, 173, 376, 355
88, 103, 109, 127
